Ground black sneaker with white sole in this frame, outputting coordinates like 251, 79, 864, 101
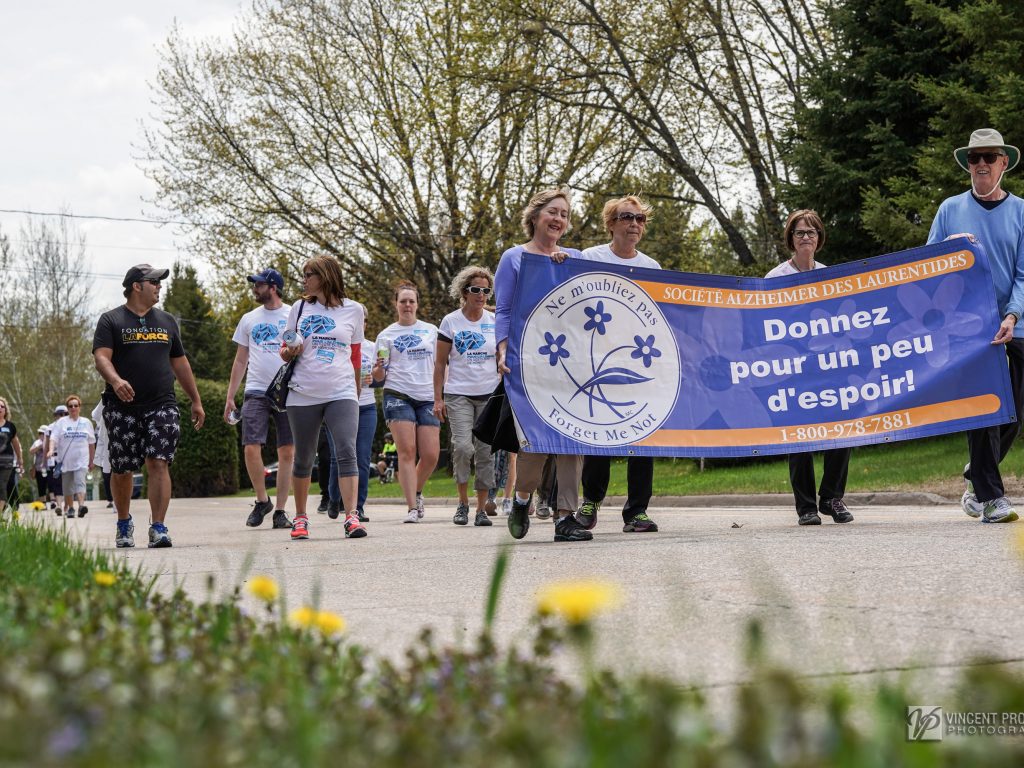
554, 515, 593, 542
246, 498, 274, 527
508, 496, 531, 539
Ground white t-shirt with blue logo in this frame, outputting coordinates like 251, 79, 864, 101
376, 319, 438, 402
285, 299, 365, 406
232, 304, 293, 393
438, 309, 498, 397
358, 336, 377, 407
50, 416, 96, 473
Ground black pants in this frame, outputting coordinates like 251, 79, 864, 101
789, 449, 852, 517
967, 338, 1024, 502
102, 471, 112, 502
316, 425, 332, 502
581, 455, 654, 522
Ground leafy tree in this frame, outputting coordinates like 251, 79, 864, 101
162, 263, 232, 381
0, 215, 100, 431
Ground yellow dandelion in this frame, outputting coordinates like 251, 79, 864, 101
247, 575, 280, 603
536, 579, 623, 625
12, 510, 20, 522
314, 610, 346, 637
30, 501, 45, 511
93, 571, 117, 587
289, 606, 318, 629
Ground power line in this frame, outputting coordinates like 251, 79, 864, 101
8, 237, 183, 253
0, 207, 193, 226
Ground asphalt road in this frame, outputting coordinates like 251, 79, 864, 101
37, 493, 1024, 705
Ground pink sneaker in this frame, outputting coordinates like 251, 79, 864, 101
344, 513, 367, 538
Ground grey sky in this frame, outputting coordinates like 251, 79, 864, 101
0, 1, 241, 310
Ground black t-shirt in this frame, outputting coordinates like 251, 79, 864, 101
0, 420, 17, 467
92, 306, 186, 409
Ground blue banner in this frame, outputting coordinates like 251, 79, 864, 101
505, 240, 1015, 457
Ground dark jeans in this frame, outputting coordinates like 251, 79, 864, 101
582, 455, 654, 522
789, 449, 852, 517
102, 471, 112, 502
967, 338, 1024, 502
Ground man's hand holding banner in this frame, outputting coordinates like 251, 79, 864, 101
504, 239, 1015, 457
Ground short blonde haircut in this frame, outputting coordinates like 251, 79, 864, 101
520, 187, 573, 238
448, 265, 494, 304
602, 195, 653, 234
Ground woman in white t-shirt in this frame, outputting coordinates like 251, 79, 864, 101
765, 209, 854, 527
279, 255, 367, 541
50, 394, 96, 518
372, 281, 440, 523
433, 266, 499, 527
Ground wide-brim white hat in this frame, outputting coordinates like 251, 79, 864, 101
954, 128, 1020, 173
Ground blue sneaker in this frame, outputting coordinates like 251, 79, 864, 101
115, 517, 135, 548
148, 522, 173, 548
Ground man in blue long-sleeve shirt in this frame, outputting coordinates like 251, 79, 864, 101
928, 128, 1024, 523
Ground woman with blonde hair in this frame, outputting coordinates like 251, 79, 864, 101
279, 255, 367, 540
372, 281, 440, 523
433, 265, 499, 526
494, 187, 592, 543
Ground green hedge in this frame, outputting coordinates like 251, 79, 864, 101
171, 378, 239, 498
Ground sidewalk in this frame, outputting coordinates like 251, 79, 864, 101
37, 493, 1024, 706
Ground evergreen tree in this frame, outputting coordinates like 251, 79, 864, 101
162, 263, 232, 381
786, 0, 967, 261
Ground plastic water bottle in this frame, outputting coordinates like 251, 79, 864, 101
227, 408, 242, 425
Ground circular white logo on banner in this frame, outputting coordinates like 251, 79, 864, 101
520, 272, 680, 447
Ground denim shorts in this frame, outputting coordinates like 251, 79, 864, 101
382, 392, 440, 427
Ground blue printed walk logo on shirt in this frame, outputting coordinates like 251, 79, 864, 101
300, 315, 337, 338
392, 334, 422, 352
251, 323, 281, 344
454, 331, 486, 355
520, 272, 680, 448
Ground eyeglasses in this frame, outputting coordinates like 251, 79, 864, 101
793, 229, 819, 240
967, 151, 1005, 165
303, 271, 317, 278
466, 286, 492, 295
614, 212, 648, 224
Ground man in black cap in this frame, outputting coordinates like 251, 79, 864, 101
225, 267, 294, 529
93, 263, 205, 548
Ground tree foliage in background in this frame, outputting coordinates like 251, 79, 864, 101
143, 0, 628, 324
489, 0, 831, 266
162, 263, 232, 381
792, 0, 1023, 258
171, 378, 239, 497
0, 215, 101, 431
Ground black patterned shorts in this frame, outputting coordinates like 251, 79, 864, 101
103, 401, 181, 474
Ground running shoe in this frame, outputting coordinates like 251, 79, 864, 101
474, 509, 493, 527
327, 499, 341, 520
575, 499, 600, 530
961, 489, 984, 519
404, 509, 419, 524
982, 497, 1018, 524
484, 497, 497, 516
501, 498, 512, 516
818, 498, 853, 523
554, 514, 593, 542
356, 509, 369, 522
272, 510, 292, 529
623, 513, 658, 532
246, 498, 273, 527
317, 498, 329, 513
291, 515, 310, 540
344, 513, 367, 538
115, 517, 135, 548
78, 505, 89, 517
508, 495, 531, 540
535, 505, 552, 520
148, 522, 172, 548
797, 512, 821, 526
453, 503, 470, 526
66, 508, 76, 518
416, 492, 425, 519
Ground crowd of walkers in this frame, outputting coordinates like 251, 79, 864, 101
1, 127, 1020, 546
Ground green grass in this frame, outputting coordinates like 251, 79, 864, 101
2, 519, 1024, 765
232, 433, 1022, 500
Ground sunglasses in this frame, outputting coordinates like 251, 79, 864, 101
614, 212, 648, 224
465, 286, 492, 295
793, 229, 819, 240
68, 403, 80, 408
303, 271, 317, 278
145, 279, 162, 286
967, 152, 1005, 165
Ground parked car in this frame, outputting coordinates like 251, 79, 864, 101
263, 462, 316, 489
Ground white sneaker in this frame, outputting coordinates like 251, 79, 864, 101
415, 493, 425, 519
404, 508, 419, 524
961, 489, 983, 518
982, 496, 1018, 524
501, 498, 512, 516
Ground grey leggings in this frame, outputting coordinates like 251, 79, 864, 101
287, 400, 359, 479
